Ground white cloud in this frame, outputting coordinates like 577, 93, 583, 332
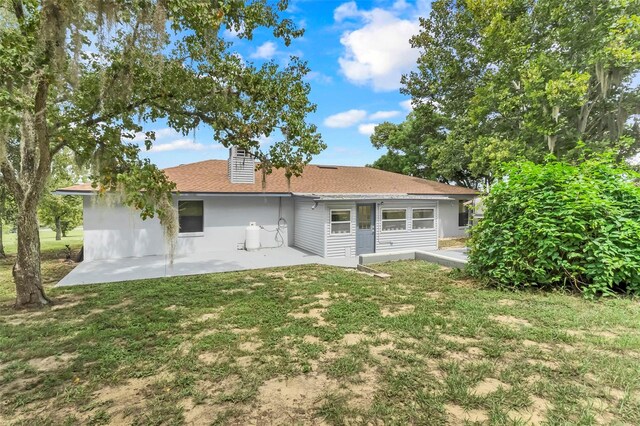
305, 71, 333, 85
334, 1, 359, 22
251, 41, 277, 60
324, 109, 368, 128
369, 110, 400, 120
130, 127, 180, 143
400, 99, 413, 111
358, 123, 378, 136
336, 4, 421, 91
149, 139, 206, 152
392, 0, 411, 12
257, 134, 273, 146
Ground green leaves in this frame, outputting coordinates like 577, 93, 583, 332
467, 157, 640, 297
396, 0, 640, 186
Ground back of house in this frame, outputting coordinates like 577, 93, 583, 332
58, 148, 478, 261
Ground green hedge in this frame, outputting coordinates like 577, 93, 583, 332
468, 158, 640, 297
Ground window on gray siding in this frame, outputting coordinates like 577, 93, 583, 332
413, 208, 435, 229
458, 200, 470, 227
178, 200, 204, 233
330, 210, 351, 234
381, 209, 406, 231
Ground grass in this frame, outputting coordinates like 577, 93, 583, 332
0, 228, 83, 300
439, 237, 468, 249
1, 259, 639, 424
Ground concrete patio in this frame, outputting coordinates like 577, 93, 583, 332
57, 247, 358, 286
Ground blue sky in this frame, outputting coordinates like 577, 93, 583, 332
135, 0, 430, 169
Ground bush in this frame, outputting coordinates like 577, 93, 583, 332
468, 158, 640, 297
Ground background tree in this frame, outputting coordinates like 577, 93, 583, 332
0, 182, 17, 258
373, 0, 640, 186
38, 149, 84, 241
0, 1, 324, 308
369, 106, 478, 188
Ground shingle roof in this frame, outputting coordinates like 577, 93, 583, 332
59, 159, 478, 196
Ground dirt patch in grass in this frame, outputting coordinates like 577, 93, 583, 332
347, 366, 379, 409
472, 378, 512, 396
197, 375, 242, 397
109, 298, 133, 310
341, 333, 367, 345
303, 335, 321, 344
497, 299, 517, 306
508, 396, 553, 424
440, 334, 480, 345
567, 329, 619, 339
289, 308, 328, 326
315, 291, 331, 300
490, 314, 532, 328
522, 339, 553, 352
370, 342, 396, 361
229, 327, 260, 335
51, 300, 82, 310
251, 373, 335, 423
181, 398, 231, 424
221, 288, 252, 295
265, 271, 293, 281
445, 404, 488, 423
239, 341, 262, 352
27, 353, 77, 371
198, 352, 225, 365
381, 304, 415, 317
526, 358, 560, 370
424, 291, 443, 299
94, 372, 173, 422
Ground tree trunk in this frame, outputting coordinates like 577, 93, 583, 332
55, 216, 62, 240
0, 217, 5, 259
13, 201, 51, 308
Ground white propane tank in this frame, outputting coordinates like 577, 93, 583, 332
245, 222, 261, 251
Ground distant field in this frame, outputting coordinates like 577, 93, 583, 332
0, 227, 83, 301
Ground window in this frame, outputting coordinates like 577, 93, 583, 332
458, 200, 470, 227
178, 200, 204, 233
381, 209, 406, 232
330, 210, 351, 234
357, 205, 372, 230
413, 208, 435, 230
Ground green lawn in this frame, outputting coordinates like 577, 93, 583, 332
0, 228, 83, 300
1, 260, 639, 425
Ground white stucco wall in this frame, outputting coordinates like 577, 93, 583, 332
438, 199, 469, 238
83, 195, 294, 261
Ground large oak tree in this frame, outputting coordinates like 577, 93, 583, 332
372, 0, 640, 187
0, 0, 324, 308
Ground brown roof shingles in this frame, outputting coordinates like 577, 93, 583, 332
60, 159, 477, 196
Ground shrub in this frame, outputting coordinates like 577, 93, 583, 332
467, 158, 640, 297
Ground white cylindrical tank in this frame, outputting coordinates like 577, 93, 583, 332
245, 222, 260, 251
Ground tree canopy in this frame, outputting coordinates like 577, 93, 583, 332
372, 0, 640, 187
0, 0, 324, 307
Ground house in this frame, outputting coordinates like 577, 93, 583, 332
57, 148, 477, 262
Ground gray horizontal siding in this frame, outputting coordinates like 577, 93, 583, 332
294, 199, 325, 256
376, 201, 438, 253
325, 202, 356, 258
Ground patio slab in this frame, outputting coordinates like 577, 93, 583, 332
57, 247, 357, 286
359, 248, 468, 269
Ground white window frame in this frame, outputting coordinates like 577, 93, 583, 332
412, 208, 435, 230
330, 209, 352, 235
381, 208, 407, 232
178, 199, 205, 237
